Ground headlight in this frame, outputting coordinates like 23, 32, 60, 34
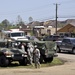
4, 51, 12, 57
8, 39, 12, 42
22, 54, 27, 57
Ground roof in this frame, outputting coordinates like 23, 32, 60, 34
57, 22, 75, 32
34, 26, 45, 28
64, 37, 75, 40
69, 22, 75, 26
3, 30, 24, 34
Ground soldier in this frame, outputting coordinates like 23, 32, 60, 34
18, 42, 27, 51
27, 43, 34, 66
18, 42, 22, 49
33, 45, 41, 68
20, 42, 26, 52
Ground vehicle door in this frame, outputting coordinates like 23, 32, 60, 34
60, 39, 67, 50
65, 39, 73, 51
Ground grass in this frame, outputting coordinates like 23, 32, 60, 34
0, 57, 65, 69
40, 57, 64, 68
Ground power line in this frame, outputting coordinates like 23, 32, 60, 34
60, 0, 74, 4
0, 0, 73, 15
58, 15, 75, 18
0, 1, 74, 16
0, 1, 75, 23
0, 3, 52, 15
36, 15, 75, 22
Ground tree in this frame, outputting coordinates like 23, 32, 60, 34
29, 16, 33, 23
16, 15, 25, 28
2, 19, 10, 25
17, 15, 22, 23
0, 19, 18, 30
1, 19, 10, 30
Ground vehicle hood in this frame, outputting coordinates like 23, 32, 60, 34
0, 48, 26, 54
55, 41, 62, 45
72, 42, 75, 45
11, 36, 28, 41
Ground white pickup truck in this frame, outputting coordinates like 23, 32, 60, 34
2, 29, 28, 41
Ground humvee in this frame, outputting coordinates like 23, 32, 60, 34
0, 39, 27, 67
16, 40, 58, 63
34, 41, 57, 63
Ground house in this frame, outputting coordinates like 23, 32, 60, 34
57, 22, 75, 37
33, 26, 45, 37
41, 27, 60, 35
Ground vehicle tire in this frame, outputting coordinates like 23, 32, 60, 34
0, 55, 9, 67
24, 58, 28, 65
19, 58, 27, 66
44, 57, 53, 63
39, 55, 44, 63
57, 47, 61, 53
48, 57, 53, 63
72, 48, 75, 54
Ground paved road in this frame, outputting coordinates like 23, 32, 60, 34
0, 53, 75, 75
58, 52, 75, 62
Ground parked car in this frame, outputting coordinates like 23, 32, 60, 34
26, 36, 39, 41
43, 35, 64, 41
56, 37, 75, 54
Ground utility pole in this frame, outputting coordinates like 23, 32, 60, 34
55, 3, 58, 35
54, 3, 59, 35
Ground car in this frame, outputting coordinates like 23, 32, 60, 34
26, 36, 39, 41
43, 35, 63, 41
56, 37, 75, 54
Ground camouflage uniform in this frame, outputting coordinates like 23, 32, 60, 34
27, 43, 34, 66
33, 46, 40, 68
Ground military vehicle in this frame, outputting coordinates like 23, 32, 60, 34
16, 40, 57, 63
0, 39, 27, 67
0, 38, 57, 67
34, 41, 57, 63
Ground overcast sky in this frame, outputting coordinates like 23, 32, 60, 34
0, 0, 75, 23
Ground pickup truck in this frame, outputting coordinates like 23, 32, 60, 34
56, 37, 75, 54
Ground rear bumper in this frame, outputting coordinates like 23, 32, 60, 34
54, 53, 58, 57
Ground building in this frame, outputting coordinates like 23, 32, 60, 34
33, 26, 45, 37
57, 23, 75, 37
41, 27, 60, 35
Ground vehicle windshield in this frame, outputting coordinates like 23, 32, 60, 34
10, 33, 24, 37
70, 39, 75, 43
36, 42, 46, 49
44, 41, 56, 51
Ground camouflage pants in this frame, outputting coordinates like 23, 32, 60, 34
27, 54, 33, 66
34, 56, 40, 68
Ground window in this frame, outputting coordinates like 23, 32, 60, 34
62, 39, 70, 43
11, 33, 24, 37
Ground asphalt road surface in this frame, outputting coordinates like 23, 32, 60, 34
0, 52, 75, 75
